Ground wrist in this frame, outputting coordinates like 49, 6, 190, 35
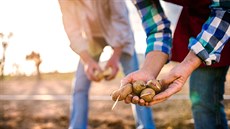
181, 51, 202, 74
111, 46, 123, 60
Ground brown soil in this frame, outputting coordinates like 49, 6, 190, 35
1, 63, 230, 129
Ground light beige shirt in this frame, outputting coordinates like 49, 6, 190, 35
68, 0, 135, 56
84, 1, 103, 37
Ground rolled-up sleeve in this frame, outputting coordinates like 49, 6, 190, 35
134, 0, 172, 56
188, 1, 230, 65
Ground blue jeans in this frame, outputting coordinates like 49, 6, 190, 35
69, 51, 155, 129
190, 66, 229, 129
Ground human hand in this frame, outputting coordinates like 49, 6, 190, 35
104, 53, 120, 81
105, 48, 122, 80
146, 51, 202, 106
84, 59, 102, 82
147, 63, 189, 106
121, 53, 202, 106
120, 69, 157, 105
120, 63, 189, 106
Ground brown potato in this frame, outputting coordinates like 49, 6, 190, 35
132, 80, 146, 95
146, 80, 162, 93
111, 90, 122, 101
119, 83, 133, 99
111, 83, 133, 101
111, 80, 163, 105
140, 88, 155, 102
93, 70, 104, 81
103, 67, 112, 78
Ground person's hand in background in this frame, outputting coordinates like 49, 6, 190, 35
104, 47, 123, 80
79, 50, 103, 82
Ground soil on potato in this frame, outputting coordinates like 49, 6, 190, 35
1, 64, 230, 129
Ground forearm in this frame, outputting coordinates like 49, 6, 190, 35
141, 51, 168, 78
78, 50, 95, 65
110, 46, 123, 61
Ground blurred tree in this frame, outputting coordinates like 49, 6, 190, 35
0, 32, 13, 79
26, 51, 42, 79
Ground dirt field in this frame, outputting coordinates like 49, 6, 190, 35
1, 62, 230, 129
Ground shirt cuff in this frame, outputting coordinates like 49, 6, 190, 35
188, 37, 220, 65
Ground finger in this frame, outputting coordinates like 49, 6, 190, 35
120, 74, 134, 86
88, 69, 96, 81
105, 68, 117, 80
124, 94, 133, 104
150, 82, 182, 105
159, 83, 181, 99
91, 70, 101, 81
149, 98, 167, 105
92, 67, 104, 81
139, 99, 145, 106
132, 96, 139, 104
103, 67, 113, 80
160, 74, 181, 88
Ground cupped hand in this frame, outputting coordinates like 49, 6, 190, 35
84, 59, 102, 82
120, 69, 157, 105
146, 62, 192, 106
104, 55, 120, 81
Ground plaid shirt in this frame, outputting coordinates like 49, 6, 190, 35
134, 0, 230, 65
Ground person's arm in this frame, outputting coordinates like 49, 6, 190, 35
129, 0, 172, 76
58, 0, 88, 55
121, 0, 172, 105
188, 1, 230, 65
147, 1, 230, 106
104, 46, 123, 80
103, 1, 135, 80
58, 0, 102, 81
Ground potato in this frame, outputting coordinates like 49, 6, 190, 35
132, 80, 146, 95
111, 83, 132, 101
146, 80, 162, 93
93, 70, 104, 81
119, 83, 133, 99
94, 67, 113, 80
111, 79, 163, 105
103, 67, 112, 78
112, 89, 121, 101
140, 88, 155, 102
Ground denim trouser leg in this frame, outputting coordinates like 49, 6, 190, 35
120, 51, 156, 129
69, 62, 91, 129
189, 66, 229, 129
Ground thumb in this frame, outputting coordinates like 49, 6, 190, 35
159, 73, 181, 89
120, 74, 133, 87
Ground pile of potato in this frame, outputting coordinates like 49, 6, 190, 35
111, 80, 163, 102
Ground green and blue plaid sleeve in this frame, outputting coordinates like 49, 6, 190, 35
134, 0, 172, 56
188, 0, 230, 65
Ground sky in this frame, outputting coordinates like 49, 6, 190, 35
0, 0, 182, 75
